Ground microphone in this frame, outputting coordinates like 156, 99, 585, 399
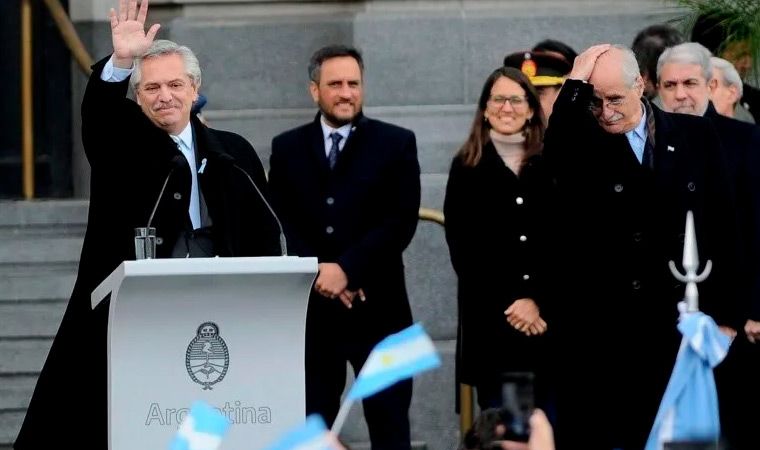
134, 155, 184, 259
148, 155, 185, 228
218, 153, 288, 256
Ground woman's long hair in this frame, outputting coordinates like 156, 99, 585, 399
457, 66, 545, 167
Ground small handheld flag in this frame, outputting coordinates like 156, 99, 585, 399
332, 323, 441, 433
347, 323, 441, 401
169, 401, 230, 450
263, 415, 334, 450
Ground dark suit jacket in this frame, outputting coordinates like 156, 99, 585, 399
705, 103, 760, 320
543, 79, 742, 448
15, 56, 279, 450
444, 144, 556, 384
268, 113, 421, 342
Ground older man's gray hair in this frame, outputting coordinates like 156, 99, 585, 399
657, 42, 712, 83
131, 39, 202, 90
609, 44, 643, 88
711, 56, 744, 98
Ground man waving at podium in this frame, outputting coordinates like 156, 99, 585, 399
15, 1, 279, 448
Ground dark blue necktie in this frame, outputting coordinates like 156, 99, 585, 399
328, 132, 343, 170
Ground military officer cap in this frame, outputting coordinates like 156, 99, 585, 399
503, 51, 571, 87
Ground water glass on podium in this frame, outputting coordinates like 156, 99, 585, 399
134, 227, 157, 259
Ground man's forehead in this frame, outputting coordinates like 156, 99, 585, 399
589, 66, 627, 92
660, 63, 705, 81
592, 85, 629, 99
142, 73, 191, 82
141, 55, 191, 80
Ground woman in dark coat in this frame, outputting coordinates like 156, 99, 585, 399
444, 67, 555, 413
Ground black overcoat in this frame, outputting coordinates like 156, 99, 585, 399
15, 56, 279, 450
543, 79, 742, 449
704, 103, 760, 448
268, 113, 421, 342
443, 143, 556, 385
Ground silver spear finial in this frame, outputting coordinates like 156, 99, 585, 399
668, 210, 712, 312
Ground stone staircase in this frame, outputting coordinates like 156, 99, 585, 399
0, 200, 87, 448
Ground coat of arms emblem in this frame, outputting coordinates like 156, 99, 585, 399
185, 321, 230, 390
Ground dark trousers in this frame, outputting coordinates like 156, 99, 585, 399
305, 330, 412, 450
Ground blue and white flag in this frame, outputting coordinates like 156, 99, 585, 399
645, 303, 731, 450
263, 415, 333, 450
169, 401, 230, 450
347, 323, 441, 401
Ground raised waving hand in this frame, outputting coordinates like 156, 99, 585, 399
109, 0, 161, 68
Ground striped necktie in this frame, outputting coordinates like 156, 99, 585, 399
328, 132, 343, 170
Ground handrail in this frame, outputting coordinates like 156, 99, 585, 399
44, 0, 93, 75
417, 207, 474, 436
20, 0, 94, 201
21, 0, 34, 199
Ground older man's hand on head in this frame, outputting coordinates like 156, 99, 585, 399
568, 44, 611, 82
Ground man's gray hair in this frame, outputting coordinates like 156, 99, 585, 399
611, 44, 642, 88
711, 56, 744, 97
656, 42, 712, 83
131, 40, 202, 90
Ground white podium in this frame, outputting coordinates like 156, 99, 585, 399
91, 256, 318, 450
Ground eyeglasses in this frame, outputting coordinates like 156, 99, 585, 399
488, 95, 528, 109
588, 96, 625, 112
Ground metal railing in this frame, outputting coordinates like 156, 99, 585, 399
418, 207, 474, 436
19, 0, 93, 199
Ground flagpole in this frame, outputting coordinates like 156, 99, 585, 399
331, 398, 354, 435
668, 210, 711, 312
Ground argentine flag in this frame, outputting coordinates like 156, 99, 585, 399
645, 304, 730, 450
263, 415, 333, 450
169, 401, 230, 450
347, 323, 441, 401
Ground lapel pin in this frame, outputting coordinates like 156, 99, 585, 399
198, 158, 207, 174
667, 145, 675, 152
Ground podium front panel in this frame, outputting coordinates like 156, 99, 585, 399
102, 257, 316, 450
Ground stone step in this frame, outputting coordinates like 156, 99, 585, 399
0, 223, 86, 240
0, 339, 52, 375
0, 375, 36, 411
0, 377, 31, 448
0, 301, 67, 338
0, 411, 23, 447
0, 265, 77, 302
0, 200, 88, 227
0, 237, 84, 265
